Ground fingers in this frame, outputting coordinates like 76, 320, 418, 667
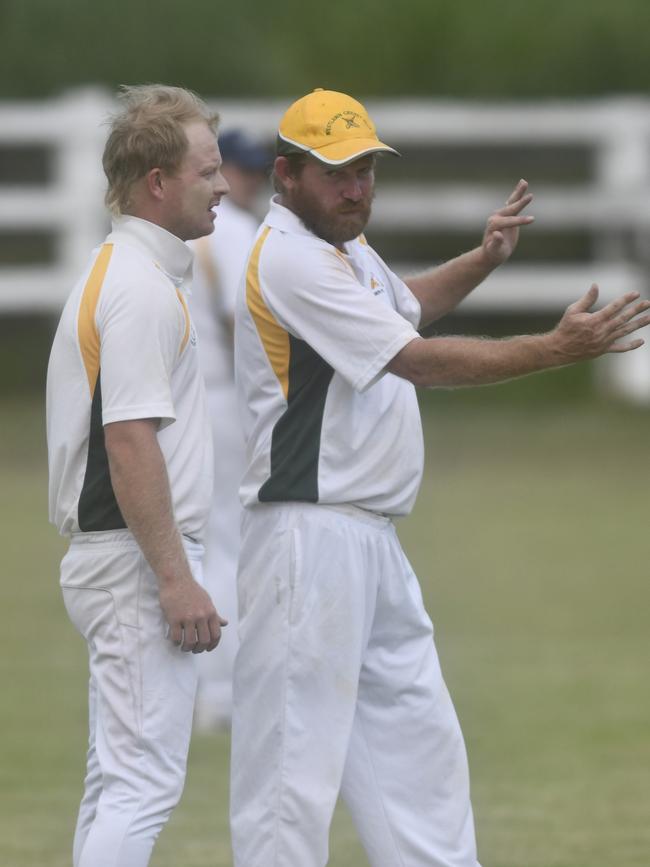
590, 294, 650, 351
607, 337, 645, 354
488, 214, 535, 231
568, 287, 650, 327
169, 621, 183, 646
191, 612, 230, 654
502, 178, 532, 215
192, 618, 213, 654
181, 622, 199, 652
629, 299, 650, 319
611, 311, 650, 340
493, 195, 534, 221
597, 293, 648, 322
568, 283, 599, 313
179, 616, 213, 653
161, 581, 227, 653
182, 620, 211, 653
482, 181, 534, 265
505, 178, 529, 205
557, 284, 649, 360
203, 611, 229, 652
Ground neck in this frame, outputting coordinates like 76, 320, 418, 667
122, 204, 186, 242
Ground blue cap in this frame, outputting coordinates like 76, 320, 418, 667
218, 129, 271, 171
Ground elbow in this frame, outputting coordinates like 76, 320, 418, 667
387, 338, 434, 387
401, 364, 433, 389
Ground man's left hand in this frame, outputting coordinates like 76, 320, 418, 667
481, 179, 534, 267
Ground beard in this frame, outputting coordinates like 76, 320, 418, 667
289, 186, 373, 247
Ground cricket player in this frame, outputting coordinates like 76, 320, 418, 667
189, 129, 270, 731
46, 85, 229, 867
230, 88, 650, 867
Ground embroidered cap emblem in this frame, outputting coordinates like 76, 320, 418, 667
325, 110, 369, 136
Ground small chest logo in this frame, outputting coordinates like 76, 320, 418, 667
190, 324, 198, 347
370, 275, 385, 296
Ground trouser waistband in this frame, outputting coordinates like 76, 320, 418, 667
68, 529, 204, 558
247, 501, 394, 529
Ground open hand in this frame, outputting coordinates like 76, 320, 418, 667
553, 284, 650, 361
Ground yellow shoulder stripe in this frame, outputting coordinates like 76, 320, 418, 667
334, 247, 356, 276
246, 227, 290, 401
175, 288, 191, 355
78, 243, 114, 398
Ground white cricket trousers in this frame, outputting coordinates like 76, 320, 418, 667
60, 531, 203, 867
230, 503, 481, 867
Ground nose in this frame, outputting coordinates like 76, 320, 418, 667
215, 171, 230, 198
343, 179, 363, 202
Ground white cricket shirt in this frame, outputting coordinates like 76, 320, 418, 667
235, 197, 424, 517
47, 216, 213, 540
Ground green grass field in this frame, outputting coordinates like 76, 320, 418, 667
1, 380, 649, 867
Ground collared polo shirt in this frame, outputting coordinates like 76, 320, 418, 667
235, 197, 424, 517
47, 215, 213, 541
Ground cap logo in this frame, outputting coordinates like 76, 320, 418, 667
325, 110, 370, 136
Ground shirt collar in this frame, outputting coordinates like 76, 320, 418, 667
264, 195, 315, 238
107, 215, 194, 287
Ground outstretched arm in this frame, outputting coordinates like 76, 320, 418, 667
404, 179, 534, 328
388, 285, 650, 387
105, 418, 227, 653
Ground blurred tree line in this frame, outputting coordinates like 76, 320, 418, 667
2, 0, 650, 100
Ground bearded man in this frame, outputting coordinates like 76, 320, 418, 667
229, 88, 649, 867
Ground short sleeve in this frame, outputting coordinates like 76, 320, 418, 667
366, 247, 422, 330
259, 237, 419, 392
96, 280, 183, 427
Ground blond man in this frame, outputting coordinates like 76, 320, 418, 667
46, 85, 229, 867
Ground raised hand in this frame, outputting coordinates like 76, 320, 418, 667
552, 284, 650, 361
481, 179, 534, 266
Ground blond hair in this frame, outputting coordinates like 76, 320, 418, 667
103, 84, 219, 216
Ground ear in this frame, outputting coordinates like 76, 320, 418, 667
145, 167, 165, 202
274, 156, 297, 190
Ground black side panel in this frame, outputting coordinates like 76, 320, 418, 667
78, 370, 127, 531
259, 335, 334, 503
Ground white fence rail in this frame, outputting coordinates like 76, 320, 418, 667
2, 90, 650, 399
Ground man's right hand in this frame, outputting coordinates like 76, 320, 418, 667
549, 284, 650, 363
159, 578, 228, 653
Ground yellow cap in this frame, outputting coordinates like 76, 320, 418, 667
277, 88, 400, 165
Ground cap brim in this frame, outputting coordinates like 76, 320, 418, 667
278, 133, 400, 165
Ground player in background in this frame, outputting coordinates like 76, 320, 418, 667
46, 85, 228, 867
230, 88, 650, 867
189, 129, 270, 731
